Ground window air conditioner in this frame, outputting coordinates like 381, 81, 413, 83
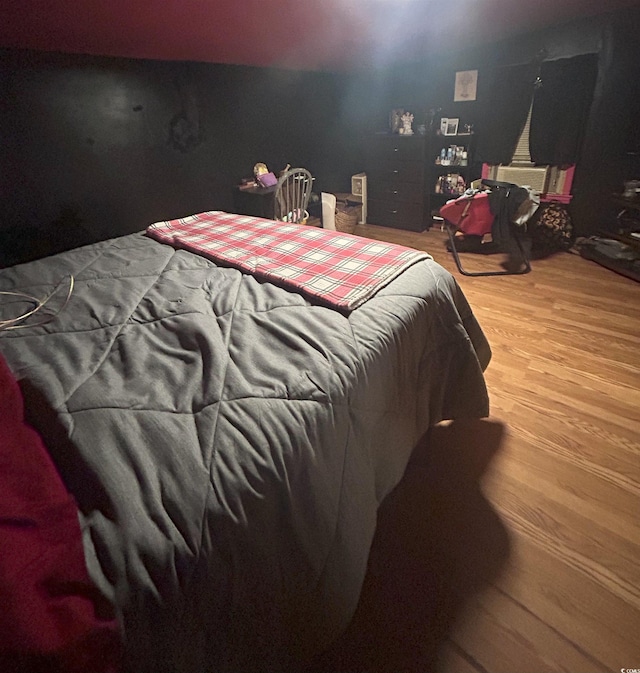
494, 165, 550, 193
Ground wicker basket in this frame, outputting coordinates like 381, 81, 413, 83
335, 205, 361, 234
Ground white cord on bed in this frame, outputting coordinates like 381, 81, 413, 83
0, 275, 75, 331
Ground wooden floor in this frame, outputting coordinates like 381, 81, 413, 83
314, 224, 640, 673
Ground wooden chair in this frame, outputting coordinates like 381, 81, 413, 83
273, 168, 313, 224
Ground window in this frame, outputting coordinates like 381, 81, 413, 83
512, 102, 534, 166
485, 96, 574, 199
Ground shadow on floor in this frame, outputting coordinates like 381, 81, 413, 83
310, 418, 511, 673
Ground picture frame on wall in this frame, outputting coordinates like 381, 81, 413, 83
440, 118, 449, 135
454, 70, 478, 102
444, 118, 459, 136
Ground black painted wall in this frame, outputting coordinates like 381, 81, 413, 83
1, 6, 639, 266
0, 50, 366, 265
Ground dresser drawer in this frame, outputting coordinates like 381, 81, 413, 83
368, 199, 424, 230
367, 135, 425, 161
368, 179, 423, 204
367, 161, 423, 184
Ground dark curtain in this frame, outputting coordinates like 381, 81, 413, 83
476, 54, 598, 166
475, 63, 537, 165
529, 54, 599, 165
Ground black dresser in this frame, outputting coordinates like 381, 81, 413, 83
365, 134, 426, 232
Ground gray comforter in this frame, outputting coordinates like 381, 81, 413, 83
0, 232, 490, 672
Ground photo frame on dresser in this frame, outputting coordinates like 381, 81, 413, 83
444, 118, 459, 136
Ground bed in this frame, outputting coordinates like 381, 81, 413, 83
0, 212, 491, 673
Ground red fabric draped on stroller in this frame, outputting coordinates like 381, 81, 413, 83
439, 192, 494, 236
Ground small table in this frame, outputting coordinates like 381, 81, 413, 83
234, 184, 277, 220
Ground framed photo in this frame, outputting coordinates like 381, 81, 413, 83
444, 118, 459, 136
454, 69, 478, 102
439, 117, 449, 135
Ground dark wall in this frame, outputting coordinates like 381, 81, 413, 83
0, 50, 364, 264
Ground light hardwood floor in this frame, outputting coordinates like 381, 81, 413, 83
315, 223, 640, 673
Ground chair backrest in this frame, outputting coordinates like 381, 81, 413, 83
273, 168, 313, 224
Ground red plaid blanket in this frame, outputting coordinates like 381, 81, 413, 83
146, 211, 430, 311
